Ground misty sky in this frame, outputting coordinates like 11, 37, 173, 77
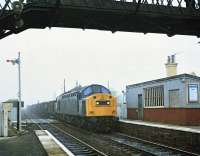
0, 27, 199, 105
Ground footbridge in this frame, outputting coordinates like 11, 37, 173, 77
0, 0, 200, 39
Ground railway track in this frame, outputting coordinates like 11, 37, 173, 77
43, 124, 107, 156
103, 133, 200, 156
30, 119, 107, 156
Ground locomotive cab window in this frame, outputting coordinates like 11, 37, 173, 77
93, 85, 101, 93
101, 86, 110, 94
83, 87, 92, 97
81, 85, 111, 98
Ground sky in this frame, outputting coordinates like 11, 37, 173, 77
0, 27, 199, 105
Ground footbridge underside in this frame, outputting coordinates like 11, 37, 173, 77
1, 0, 200, 39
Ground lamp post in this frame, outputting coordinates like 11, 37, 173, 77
122, 90, 125, 104
121, 91, 124, 119
7, 52, 22, 131
121, 90, 126, 119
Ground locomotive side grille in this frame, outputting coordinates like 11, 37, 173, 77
82, 100, 86, 115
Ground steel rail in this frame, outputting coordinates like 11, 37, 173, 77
28, 118, 108, 156
32, 122, 108, 156
29, 118, 43, 130
48, 124, 108, 156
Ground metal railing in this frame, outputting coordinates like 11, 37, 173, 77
114, 0, 199, 9
0, 0, 12, 17
1, 0, 199, 16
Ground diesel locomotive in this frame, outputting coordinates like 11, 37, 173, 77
29, 84, 118, 132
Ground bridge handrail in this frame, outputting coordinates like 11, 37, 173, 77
25, 0, 200, 10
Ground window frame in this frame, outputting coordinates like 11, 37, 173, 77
144, 85, 164, 108
188, 84, 199, 103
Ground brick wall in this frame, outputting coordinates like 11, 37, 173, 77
127, 108, 138, 120
144, 108, 200, 125
127, 108, 200, 125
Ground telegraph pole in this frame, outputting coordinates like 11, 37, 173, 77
64, 78, 66, 93
18, 52, 22, 131
107, 81, 110, 89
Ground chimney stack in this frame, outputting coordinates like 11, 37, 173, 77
165, 55, 177, 77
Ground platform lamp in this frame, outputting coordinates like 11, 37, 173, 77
6, 52, 22, 131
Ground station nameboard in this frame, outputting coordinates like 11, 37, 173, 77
188, 84, 199, 103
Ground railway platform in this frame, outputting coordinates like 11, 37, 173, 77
119, 119, 200, 154
120, 119, 200, 133
35, 130, 74, 156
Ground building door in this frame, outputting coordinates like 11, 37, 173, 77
138, 94, 143, 120
169, 89, 179, 107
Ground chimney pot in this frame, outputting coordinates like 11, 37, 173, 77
165, 55, 177, 77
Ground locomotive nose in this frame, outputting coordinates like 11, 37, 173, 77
86, 93, 116, 117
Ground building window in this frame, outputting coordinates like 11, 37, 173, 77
188, 84, 199, 103
144, 85, 164, 107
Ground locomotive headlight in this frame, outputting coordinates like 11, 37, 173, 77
107, 101, 110, 104
96, 101, 99, 105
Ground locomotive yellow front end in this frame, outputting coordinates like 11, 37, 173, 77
85, 93, 117, 117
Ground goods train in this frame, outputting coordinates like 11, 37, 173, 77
29, 84, 118, 132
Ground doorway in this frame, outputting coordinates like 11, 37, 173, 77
169, 89, 179, 107
138, 94, 143, 120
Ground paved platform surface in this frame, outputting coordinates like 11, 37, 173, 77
35, 130, 74, 156
0, 133, 47, 156
120, 119, 200, 134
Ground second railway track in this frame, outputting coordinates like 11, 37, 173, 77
101, 133, 200, 156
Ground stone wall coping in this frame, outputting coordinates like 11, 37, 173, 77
120, 119, 200, 134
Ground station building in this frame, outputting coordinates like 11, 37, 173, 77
126, 55, 200, 125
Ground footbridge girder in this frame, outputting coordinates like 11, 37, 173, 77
0, 0, 200, 39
